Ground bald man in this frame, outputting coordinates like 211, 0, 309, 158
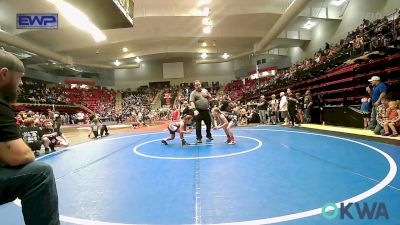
0, 50, 60, 225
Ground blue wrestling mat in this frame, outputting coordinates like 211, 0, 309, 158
1, 126, 399, 225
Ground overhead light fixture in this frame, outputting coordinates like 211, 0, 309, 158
122, 47, 128, 52
47, 0, 106, 42
114, 60, 121, 66
203, 26, 212, 34
202, 42, 207, 47
303, 19, 317, 30
222, 53, 229, 59
201, 52, 208, 59
203, 7, 210, 16
330, 0, 346, 6
202, 17, 212, 26
134, 57, 142, 63
197, 0, 211, 7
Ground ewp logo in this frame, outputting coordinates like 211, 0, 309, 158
322, 202, 389, 220
17, 14, 58, 29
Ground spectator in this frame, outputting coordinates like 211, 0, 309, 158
360, 95, 372, 129
0, 49, 60, 225
287, 89, 300, 127
42, 120, 69, 153
303, 90, 313, 123
257, 95, 268, 124
268, 94, 279, 125
279, 92, 289, 125
367, 76, 387, 130
374, 97, 388, 135
20, 118, 44, 157
383, 100, 400, 137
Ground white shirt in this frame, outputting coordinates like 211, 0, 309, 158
279, 96, 288, 111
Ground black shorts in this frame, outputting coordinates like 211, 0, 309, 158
362, 112, 371, 118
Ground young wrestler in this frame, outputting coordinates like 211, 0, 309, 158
20, 118, 43, 157
212, 108, 237, 144
162, 115, 193, 146
42, 119, 69, 153
88, 118, 101, 138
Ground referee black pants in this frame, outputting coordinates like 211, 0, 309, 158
196, 109, 212, 140
288, 105, 299, 125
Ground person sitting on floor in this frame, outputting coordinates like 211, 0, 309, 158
383, 100, 400, 137
42, 119, 69, 153
88, 118, 101, 139
20, 118, 44, 157
374, 97, 388, 135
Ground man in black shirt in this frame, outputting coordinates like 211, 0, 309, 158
287, 88, 300, 127
0, 49, 60, 225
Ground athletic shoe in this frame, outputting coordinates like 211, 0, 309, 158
161, 140, 168, 145
34, 151, 40, 157
44, 148, 49, 154
382, 133, 390, 136
390, 133, 399, 137
182, 141, 191, 146
228, 140, 236, 145
206, 135, 214, 141
197, 139, 202, 144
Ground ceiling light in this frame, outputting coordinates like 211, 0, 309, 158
222, 53, 229, 59
203, 7, 210, 17
303, 20, 317, 30
202, 42, 207, 47
114, 60, 121, 66
197, 0, 211, 7
47, 0, 106, 42
122, 47, 128, 52
201, 52, 208, 59
203, 26, 212, 34
330, 0, 346, 6
202, 17, 212, 26
134, 57, 142, 63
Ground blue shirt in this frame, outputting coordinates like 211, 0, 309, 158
372, 82, 387, 104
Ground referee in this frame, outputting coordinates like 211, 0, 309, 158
190, 80, 213, 143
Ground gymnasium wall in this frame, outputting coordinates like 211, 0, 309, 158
114, 59, 237, 89
288, 0, 400, 63
25, 68, 115, 87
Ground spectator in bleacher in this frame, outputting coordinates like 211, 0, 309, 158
257, 95, 268, 124
190, 80, 213, 143
360, 95, 372, 129
0, 49, 60, 224
303, 90, 313, 123
279, 92, 289, 125
383, 100, 400, 137
366, 76, 387, 130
